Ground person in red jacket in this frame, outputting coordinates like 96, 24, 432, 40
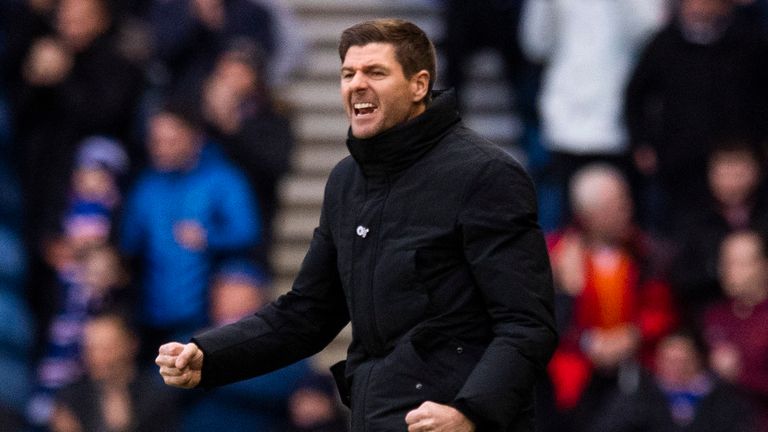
547, 163, 678, 415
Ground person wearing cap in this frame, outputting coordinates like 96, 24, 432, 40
63, 135, 129, 250
157, 19, 556, 431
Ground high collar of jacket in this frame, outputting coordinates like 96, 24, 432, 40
345, 89, 461, 178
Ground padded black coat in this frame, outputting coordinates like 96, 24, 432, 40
192, 91, 557, 431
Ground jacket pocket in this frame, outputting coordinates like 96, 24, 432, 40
329, 360, 351, 408
410, 328, 487, 395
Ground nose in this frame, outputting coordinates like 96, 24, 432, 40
348, 71, 368, 91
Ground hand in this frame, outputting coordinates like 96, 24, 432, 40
405, 401, 475, 432
551, 232, 585, 296
174, 220, 207, 251
156, 342, 204, 388
585, 326, 639, 370
710, 343, 741, 383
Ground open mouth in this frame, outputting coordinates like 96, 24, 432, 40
353, 102, 378, 117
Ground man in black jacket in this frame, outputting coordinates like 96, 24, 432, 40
156, 19, 557, 432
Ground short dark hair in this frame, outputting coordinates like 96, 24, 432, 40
709, 134, 765, 166
156, 99, 204, 132
338, 19, 437, 99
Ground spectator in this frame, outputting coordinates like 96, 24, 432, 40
63, 136, 130, 251
625, 0, 768, 229
201, 40, 295, 272
546, 164, 677, 419
520, 0, 666, 229
670, 139, 768, 322
582, 331, 757, 432
182, 261, 311, 431
15, 0, 143, 245
50, 312, 179, 432
150, 0, 277, 103
702, 230, 768, 431
120, 104, 260, 360
13, 0, 143, 341
28, 243, 132, 427
288, 373, 349, 432
250, 0, 306, 89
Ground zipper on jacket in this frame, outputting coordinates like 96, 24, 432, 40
355, 175, 390, 356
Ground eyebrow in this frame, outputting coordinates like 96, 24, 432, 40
341, 64, 389, 73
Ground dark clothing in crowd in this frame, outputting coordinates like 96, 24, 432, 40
670, 191, 768, 322
442, 0, 530, 110
0, 1, 53, 85
14, 35, 142, 243
577, 370, 756, 432
13, 32, 142, 347
151, 0, 275, 101
55, 373, 180, 432
625, 16, 768, 218
191, 90, 557, 431
703, 298, 768, 432
207, 102, 294, 272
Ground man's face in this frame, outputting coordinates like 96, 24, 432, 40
341, 43, 428, 139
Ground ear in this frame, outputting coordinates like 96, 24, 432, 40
410, 70, 430, 103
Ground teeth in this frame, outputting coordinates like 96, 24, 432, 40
354, 103, 376, 109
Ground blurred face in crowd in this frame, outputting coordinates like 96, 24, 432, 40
214, 55, 258, 96
72, 166, 116, 202
680, 0, 733, 30
572, 168, 634, 242
708, 149, 761, 207
82, 316, 138, 381
719, 232, 768, 302
289, 388, 335, 429
82, 246, 125, 295
148, 113, 203, 172
341, 43, 429, 139
57, 0, 110, 52
655, 335, 702, 389
210, 276, 267, 325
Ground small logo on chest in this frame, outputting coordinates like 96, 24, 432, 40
356, 225, 370, 238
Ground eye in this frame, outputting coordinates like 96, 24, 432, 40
341, 71, 354, 80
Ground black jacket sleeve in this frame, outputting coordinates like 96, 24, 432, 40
192, 176, 349, 388
452, 159, 557, 429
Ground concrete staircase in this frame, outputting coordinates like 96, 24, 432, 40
271, 0, 521, 370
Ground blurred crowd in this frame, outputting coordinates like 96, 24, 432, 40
0, 0, 767, 431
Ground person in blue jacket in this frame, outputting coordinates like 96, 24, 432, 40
120, 103, 260, 361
